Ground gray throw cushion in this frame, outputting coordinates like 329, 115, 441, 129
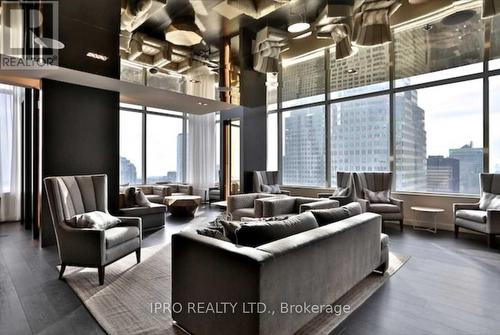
219, 220, 242, 243
66, 211, 121, 229
197, 227, 232, 242
332, 187, 348, 196
136, 189, 152, 207
310, 202, 362, 226
364, 188, 390, 203
235, 211, 319, 247
261, 184, 281, 194
124, 187, 136, 207
479, 192, 500, 210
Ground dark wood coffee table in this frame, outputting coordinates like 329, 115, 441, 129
164, 195, 202, 217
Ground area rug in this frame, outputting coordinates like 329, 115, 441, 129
60, 246, 408, 335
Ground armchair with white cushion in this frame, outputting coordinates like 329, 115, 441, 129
454, 173, 500, 248
44, 174, 142, 285
353, 172, 404, 231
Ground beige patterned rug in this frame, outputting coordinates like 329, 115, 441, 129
60, 245, 408, 335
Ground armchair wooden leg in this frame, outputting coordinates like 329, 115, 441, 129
59, 264, 66, 280
487, 235, 495, 249
454, 225, 459, 239
136, 248, 141, 263
400, 220, 404, 232
98, 266, 105, 285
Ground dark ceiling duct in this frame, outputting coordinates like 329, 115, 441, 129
483, 0, 500, 18
352, 0, 402, 46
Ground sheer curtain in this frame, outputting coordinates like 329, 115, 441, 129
186, 73, 217, 197
0, 84, 23, 222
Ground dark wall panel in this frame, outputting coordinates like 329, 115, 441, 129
41, 79, 119, 247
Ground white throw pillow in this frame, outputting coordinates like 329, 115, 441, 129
261, 184, 281, 194
135, 189, 153, 207
479, 191, 500, 210
66, 211, 121, 230
364, 188, 390, 203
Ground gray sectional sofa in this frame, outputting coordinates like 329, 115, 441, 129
172, 207, 387, 335
227, 193, 339, 220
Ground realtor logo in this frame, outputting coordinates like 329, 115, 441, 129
0, 1, 63, 69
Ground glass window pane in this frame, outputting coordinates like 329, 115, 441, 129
267, 112, 278, 171
146, 115, 184, 184
120, 111, 143, 185
282, 51, 325, 108
283, 106, 326, 186
395, 80, 483, 194
491, 15, 500, 70
490, 76, 500, 172
394, 7, 484, 87
120, 62, 145, 85
146, 107, 184, 117
330, 44, 389, 99
330, 95, 390, 185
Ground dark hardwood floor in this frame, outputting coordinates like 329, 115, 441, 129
1, 207, 500, 335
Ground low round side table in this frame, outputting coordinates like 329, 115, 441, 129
411, 207, 445, 234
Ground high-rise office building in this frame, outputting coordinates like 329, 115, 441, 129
449, 143, 483, 194
426, 156, 460, 193
283, 108, 326, 186
120, 156, 137, 185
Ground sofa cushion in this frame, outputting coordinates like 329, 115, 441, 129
105, 226, 140, 249
235, 211, 319, 247
123, 187, 136, 207
219, 220, 242, 243
197, 227, 232, 243
369, 203, 400, 214
119, 203, 166, 216
310, 202, 362, 226
66, 211, 121, 229
140, 186, 153, 194
232, 208, 256, 220
456, 209, 487, 224
145, 194, 164, 204
479, 191, 500, 210
364, 188, 390, 203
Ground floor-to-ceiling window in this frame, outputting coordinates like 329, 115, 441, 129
267, 3, 497, 196
331, 96, 390, 185
282, 105, 326, 186
119, 104, 186, 185
120, 109, 143, 185
0, 84, 23, 222
490, 75, 500, 173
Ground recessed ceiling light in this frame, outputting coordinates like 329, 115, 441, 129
189, 79, 201, 83
347, 68, 358, 74
197, 102, 208, 106
86, 52, 108, 61
288, 22, 310, 34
